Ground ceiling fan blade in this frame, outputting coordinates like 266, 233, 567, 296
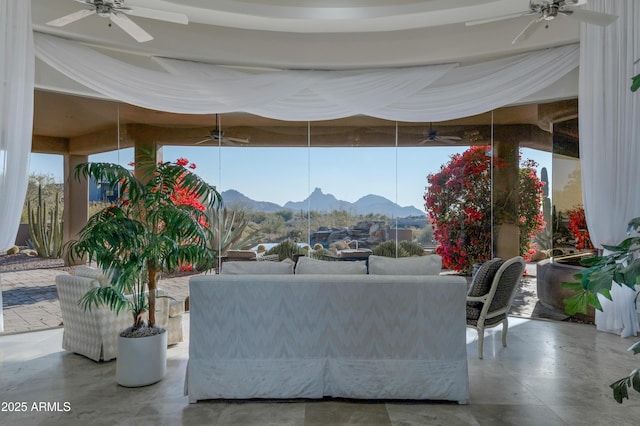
465, 10, 532, 27
567, 8, 618, 26
439, 136, 462, 143
46, 9, 94, 27
124, 6, 189, 25
225, 137, 250, 144
194, 137, 213, 145
110, 12, 153, 43
512, 17, 544, 44
418, 137, 457, 145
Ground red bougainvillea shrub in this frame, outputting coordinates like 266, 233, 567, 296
129, 158, 207, 272
518, 159, 546, 259
128, 158, 206, 219
169, 159, 208, 271
424, 146, 545, 273
566, 205, 594, 251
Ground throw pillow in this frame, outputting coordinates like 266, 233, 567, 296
367, 254, 442, 275
220, 259, 295, 274
295, 256, 367, 274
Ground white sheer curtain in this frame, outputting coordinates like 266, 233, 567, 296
34, 33, 579, 122
0, 0, 34, 331
580, 0, 640, 337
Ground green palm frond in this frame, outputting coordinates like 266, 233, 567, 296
79, 286, 132, 315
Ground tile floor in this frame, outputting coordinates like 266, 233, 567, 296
2, 315, 640, 425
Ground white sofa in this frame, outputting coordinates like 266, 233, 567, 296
186, 271, 469, 403
56, 266, 184, 362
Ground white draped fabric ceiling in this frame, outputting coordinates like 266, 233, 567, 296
34, 33, 579, 122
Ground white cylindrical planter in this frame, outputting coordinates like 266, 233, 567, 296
116, 329, 167, 387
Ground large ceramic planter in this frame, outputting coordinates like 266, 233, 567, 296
116, 329, 167, 387
536, 256, 595, 322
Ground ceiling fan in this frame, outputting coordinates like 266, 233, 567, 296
466, 0, 618, 44
46, 0, 189, 43
195, 116, 251, 146
419, 124, 462, 145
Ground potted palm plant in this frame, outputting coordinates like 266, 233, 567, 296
67, 150, 221, 386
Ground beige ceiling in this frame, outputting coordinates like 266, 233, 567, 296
31, 0, 581, 69
32, 89, 577, 156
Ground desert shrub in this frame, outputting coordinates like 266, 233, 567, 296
372, 240, 425, 258
398, 241, 425, 256
266, 239, 301, 261
372, 240, 407, 258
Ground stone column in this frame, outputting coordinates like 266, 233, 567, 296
492, 139, 520, 260
63, 154, 89, 265
133, 140, 163, 182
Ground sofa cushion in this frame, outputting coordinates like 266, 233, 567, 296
295, 256, 367, 275
168, 299, 185, 317
367, 254, 442, 275
220, 259, 295, 275
74, 265, 113, 287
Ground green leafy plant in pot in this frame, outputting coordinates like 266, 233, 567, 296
67, 152, 221, 386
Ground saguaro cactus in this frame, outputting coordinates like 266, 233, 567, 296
27, 185, 63, 258
535, 167, 553, 251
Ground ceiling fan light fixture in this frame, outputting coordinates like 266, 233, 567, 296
46, 0, 189, 43
542, 5, 559, 20
467, 0, 617, 44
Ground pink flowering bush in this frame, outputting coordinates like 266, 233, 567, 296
424, 146, 545, 273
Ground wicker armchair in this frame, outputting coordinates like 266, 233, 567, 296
466, 256, 526, 359
56, 267, 184, 362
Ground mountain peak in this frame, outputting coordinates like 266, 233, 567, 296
221, 188, 425, 217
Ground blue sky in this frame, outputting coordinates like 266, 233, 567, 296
29, 145, 552, 211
